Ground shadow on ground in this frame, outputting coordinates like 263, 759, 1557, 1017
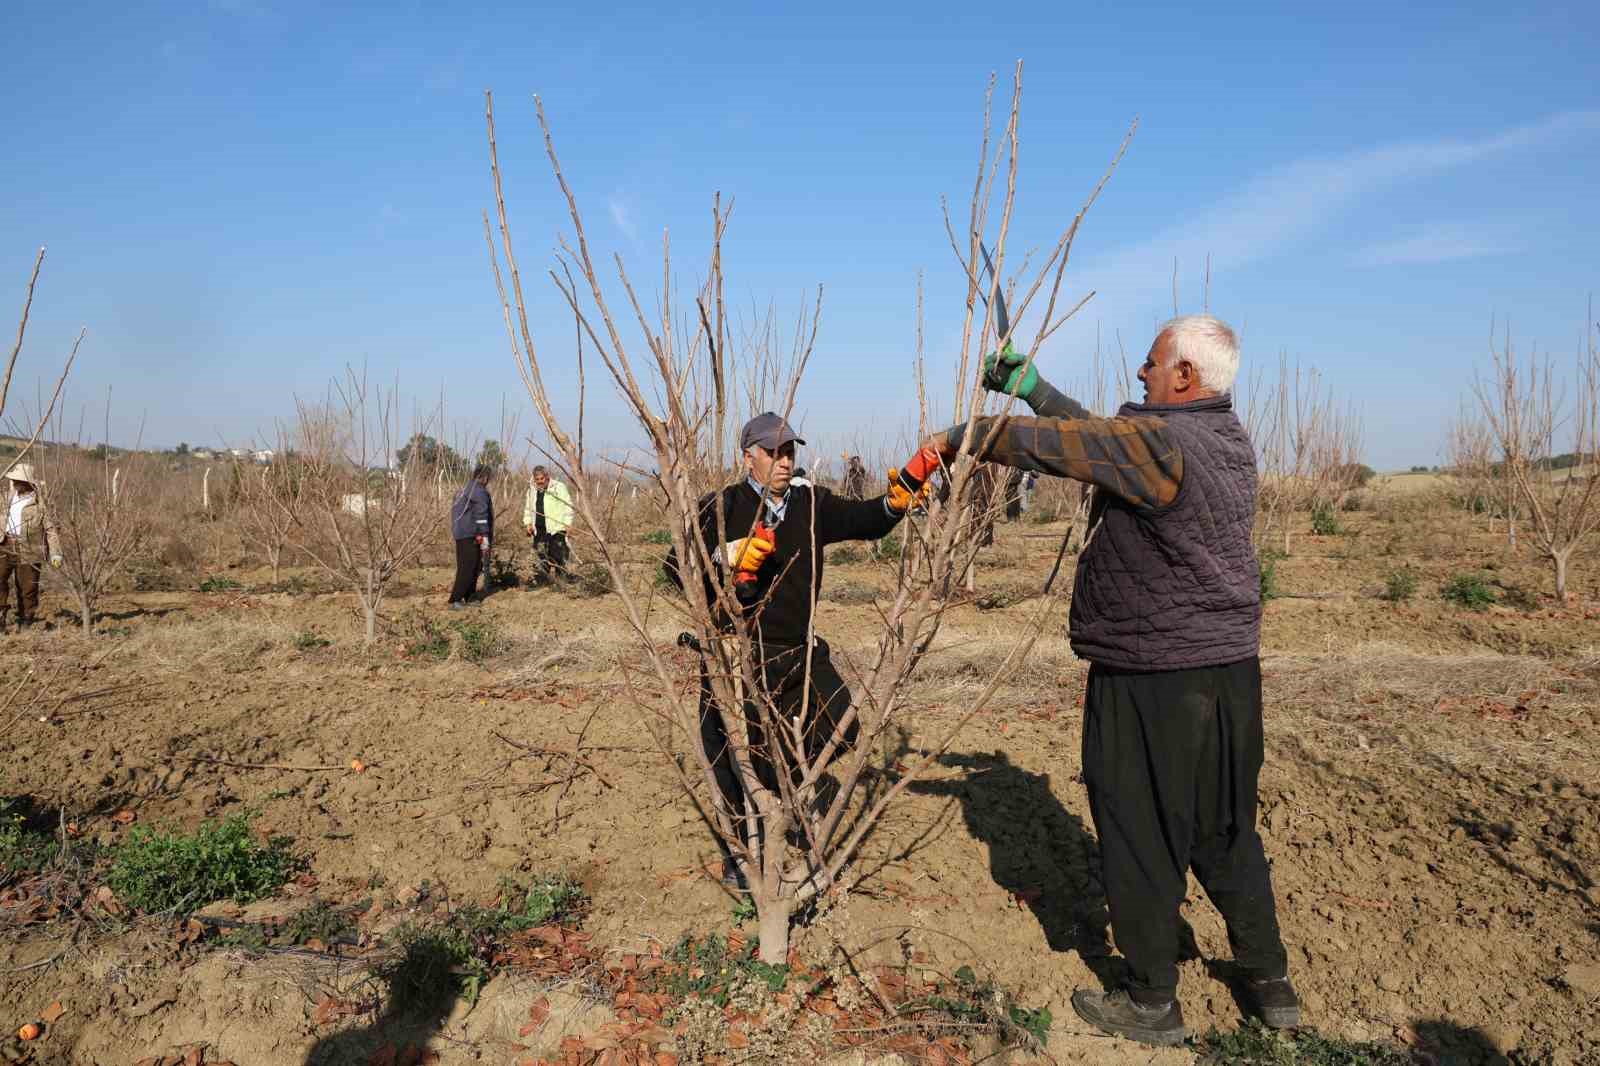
908, 750, 1125, 989
1411, 1018, 1514, 1065
301, 938, 458, 1065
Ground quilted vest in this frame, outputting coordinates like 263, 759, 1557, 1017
1068, 394, 1260, 670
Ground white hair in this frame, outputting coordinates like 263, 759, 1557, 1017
1158, 315, 1239, 393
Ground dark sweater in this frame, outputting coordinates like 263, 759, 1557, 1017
666, 480, 901, 646
450, 481, 493, 541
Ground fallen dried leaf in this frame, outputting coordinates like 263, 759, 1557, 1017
303, 937, 327, 952
112, 809, 136, 825
39, 1000, 65, 1024
183, 1046, 204, 1066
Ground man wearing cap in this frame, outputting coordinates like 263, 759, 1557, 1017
1, 464, 61, 631
666, 412, 926, 887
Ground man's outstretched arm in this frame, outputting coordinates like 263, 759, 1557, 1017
905, 413, 1184, 511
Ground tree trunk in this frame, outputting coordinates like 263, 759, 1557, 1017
270, 547, 281, 585
756, 899, 791, 964
80, 596, 92, 634
1553, 549, 1570, 605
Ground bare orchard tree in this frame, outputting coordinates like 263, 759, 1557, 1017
5, 247, 82, 476
1247, 354, 1365, 554
289, 369, 440, 643
483, 67, 1128, 961
37, 421, 153, 634
1475, 317, 1600, 602
234, 428, 306, 584
1444, 401, 1506, 532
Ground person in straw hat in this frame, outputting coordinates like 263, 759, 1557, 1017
1, 463, 62, 631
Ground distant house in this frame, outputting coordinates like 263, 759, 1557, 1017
227, 448, 250, 460
252, 449, 275, 464
192, 449, 213, 459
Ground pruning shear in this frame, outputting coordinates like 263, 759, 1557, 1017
976, 242, 1020, 391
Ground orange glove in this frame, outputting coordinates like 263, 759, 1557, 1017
893, 444, 945, 494
885, 468, 931, 514
725, 522, 776, 585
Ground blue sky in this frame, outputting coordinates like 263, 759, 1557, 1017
4, 0, 1597, 470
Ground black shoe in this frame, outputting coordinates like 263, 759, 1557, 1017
1070, 988, 1186, 1047
1242, 976, 1300, 1028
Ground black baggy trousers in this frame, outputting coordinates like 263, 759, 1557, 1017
698, 640, 859, 839
449, 537, 479, 604
1082, 656, 1289, 1004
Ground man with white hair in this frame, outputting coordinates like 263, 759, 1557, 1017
900, 316, 1294, 1047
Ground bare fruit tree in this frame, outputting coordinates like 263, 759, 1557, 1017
289, 368, 441, 644
37, 426, 153, 634
482, 67, 1128, 962
1444, 401, 1507, 533
1474, 317, 1600, 602
1247, 354, 1365, 553
5, 247, 83, 477
235, 428, 306, 584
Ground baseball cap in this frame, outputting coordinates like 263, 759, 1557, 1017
739, 412, 805, 451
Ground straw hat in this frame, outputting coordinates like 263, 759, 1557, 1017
4, 463, 37, 484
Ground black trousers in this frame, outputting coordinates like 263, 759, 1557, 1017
449, 537, 479, 603
1082, 656, 1288, 1004
533, 531, 569, 580
698, 639, 859, 839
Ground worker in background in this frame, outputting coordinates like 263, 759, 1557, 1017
523, 465, 573, 585
0, 463, 61, 631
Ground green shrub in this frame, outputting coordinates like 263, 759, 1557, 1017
1499, 582, 1540, 611
1197, 1020, 1409, 1064
292, 629, 331, 651
380, 921, 487, 1011
828, 544, 865, 566
565, 562, 613, 598
1441, 573, 1496, 611
1259, 551, 1282, 602
283, 900, 357, 946
380, 874, 587, 1012
661, 933, 788, 1005
825, 582, 879, 605
458, 874, 587, 935
449, 618, 504, 663
1380, 568, 1417, 603
1310, 505, 1341, 536
875, 533, 902, 561
640, 529, 673, 546
106, 813, 295, 914
198, 575, 244, 593
925, 964, 1053, 1050
403, 615, 451, 660
0, 798, 59, 878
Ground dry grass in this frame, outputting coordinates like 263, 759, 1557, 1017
1264, 643, 1600, 779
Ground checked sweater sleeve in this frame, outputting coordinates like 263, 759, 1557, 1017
951, 414, 1183, 510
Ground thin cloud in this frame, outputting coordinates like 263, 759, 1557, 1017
1072, 109, 1600, 320
608, 194, 638, 240
1354, 221, 1517, 267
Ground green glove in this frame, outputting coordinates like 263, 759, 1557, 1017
982, 344, 1037, 401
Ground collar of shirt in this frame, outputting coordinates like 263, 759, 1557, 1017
745, 475, 789, 526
